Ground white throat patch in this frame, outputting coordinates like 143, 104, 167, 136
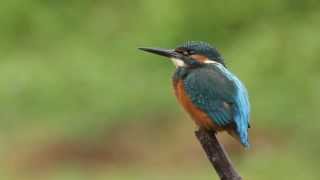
170, 58, 185, 67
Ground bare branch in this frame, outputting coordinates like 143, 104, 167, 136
195, 128, 242, 180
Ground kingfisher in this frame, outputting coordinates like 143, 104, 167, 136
139, 41, 250, 148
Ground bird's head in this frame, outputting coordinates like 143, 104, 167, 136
139, 41, 225, 68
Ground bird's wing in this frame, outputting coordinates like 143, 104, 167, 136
184, 65, 236, 126
184, 64, 250, 146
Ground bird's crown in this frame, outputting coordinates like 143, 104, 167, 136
176, 41, 224, 64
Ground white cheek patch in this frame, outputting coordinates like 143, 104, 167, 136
204, 59, 218, 64
170, 58, 185, 67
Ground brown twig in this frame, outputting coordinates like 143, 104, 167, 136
195, 128, 242, 180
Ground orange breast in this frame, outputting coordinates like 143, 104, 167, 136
173, 79, 223, 131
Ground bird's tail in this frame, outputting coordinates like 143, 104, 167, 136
227, 129, 250, 148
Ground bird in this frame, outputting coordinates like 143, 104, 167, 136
139, 41, 250, 148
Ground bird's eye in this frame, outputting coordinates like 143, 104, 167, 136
188, 50, 195, 55
182, 51, 189, 56
182, 50, 195, 56
175, 48, 194, 56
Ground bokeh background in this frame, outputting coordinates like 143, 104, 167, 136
1, 0, 320, 179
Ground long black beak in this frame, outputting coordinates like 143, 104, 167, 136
138, 47, 182, 59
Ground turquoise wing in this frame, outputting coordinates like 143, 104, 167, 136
184, 64, 250, 147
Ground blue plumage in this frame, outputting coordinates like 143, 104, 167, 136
184, 63, 250, 147
139, 41, 251, 148
178, 41, 224, 64
213, 63, 250, 147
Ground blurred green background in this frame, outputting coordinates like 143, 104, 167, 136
1, 0, 320, 179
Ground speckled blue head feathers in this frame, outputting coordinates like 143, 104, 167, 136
176, 41, 225, 65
